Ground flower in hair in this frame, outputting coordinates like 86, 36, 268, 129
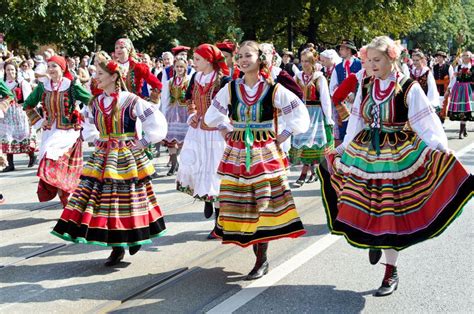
106, 61, 119, 73
387, 45, 401, 60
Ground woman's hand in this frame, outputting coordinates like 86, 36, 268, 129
188, 114, 200, 128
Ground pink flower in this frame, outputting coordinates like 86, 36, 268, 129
387, 45, 401, 60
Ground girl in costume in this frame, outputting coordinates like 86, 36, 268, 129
23, 56, 92, 206
410, 51, 440, 111
291, 48, 334, 187
51, 60, 167, 266
318, 36, 473, 296
0, 62, 36, 172
114, 38, 162, 103
447, 50, 473, 139
205, 40, 309, 280
176, 44, 230, 224
161, 57, 191, 176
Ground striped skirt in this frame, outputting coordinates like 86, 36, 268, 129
52, 140, 166, 247
448, 82, 473, 121
318, 129, 473, 250
215, 133, 305, 247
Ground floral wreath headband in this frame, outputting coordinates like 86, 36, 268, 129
98, 60, 120, 74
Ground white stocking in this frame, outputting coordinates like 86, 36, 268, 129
383, 249, 399, 266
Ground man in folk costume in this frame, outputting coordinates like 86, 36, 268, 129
329, 39, 362, 143
433, 51, 454, 123
216, 41, 241, 80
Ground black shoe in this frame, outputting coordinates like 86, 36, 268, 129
104, 247, 125, 266
374, 264, 399, 297
129, 245, 142, 255
167, 163, 177, 176
369, 249, 382, 265
28, 155, 37, 168
245, 261, 269, 280
204, 202, 214, 219
293, 178, 305, 187
305, 174, 317, 183
245, 243, 269, 280
2, 165, 15, 172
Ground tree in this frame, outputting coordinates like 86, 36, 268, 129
407, 0, 473, 53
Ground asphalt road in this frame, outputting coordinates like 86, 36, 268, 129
0, 120, 472, 313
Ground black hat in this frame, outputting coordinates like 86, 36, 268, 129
336, 39, 357, 55
434, 51, 448, 58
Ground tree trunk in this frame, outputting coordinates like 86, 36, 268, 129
287, 17, 294, 50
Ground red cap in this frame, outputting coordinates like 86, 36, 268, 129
194, 44, 230, 76
171, 45, 191, 55
216, 42, 236, 54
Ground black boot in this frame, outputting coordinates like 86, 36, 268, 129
374, 264, 399, 297
369, 249, 382, 265
28, 153, 37, 168
204, 201, 214, 219
245, 243, 269, 280
104, 247, 125, 266
167, 154, 178, 176
2, 154, 14, 172
129, 245, 142, 255
207, 208, 219, 240
459, 123, 465, 139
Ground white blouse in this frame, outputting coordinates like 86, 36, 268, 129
205, 77, 310, 137
411, 67, 440, 108
82, 91, 167, 146
294, 71, 334, 125
339, 72, 448, 154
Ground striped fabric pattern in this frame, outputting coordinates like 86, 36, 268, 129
448, 82, 473, 121
52, 95, 166, 247
318, 129, 473, 250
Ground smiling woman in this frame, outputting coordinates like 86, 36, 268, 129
51, 60, 168, 267
319, 35, 473, 297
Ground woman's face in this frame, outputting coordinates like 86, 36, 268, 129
412, 56, 423, 69
193, 53, 211, 72
461, 52, 471, 64
114, 43, 129, 61
367, 48, 393, 79
237, 45, 259, 74
222, 51, 233, 67
96, 67, 116, 90
5, 64, 16, 80
319, 56, 330, 68
175, 62, 186, 76
163, 55, 173, 67
47, 62, 63, 81
301, 54, 313, 73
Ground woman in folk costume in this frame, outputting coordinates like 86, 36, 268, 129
259, 43, 303, 154
161, 57, 191, 176
410, 51, 440, 111
447, 50, 473, 139
205, 41, 310, 280
23, 56, 92, 206
51, 60, 167, 266
318, 36, 473, 296
114, 37, 162, 103
0, 62, 36, 172
291, 48, 334, 187
176, 44, 230, 224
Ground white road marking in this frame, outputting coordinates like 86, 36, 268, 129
454, 142, 474, 158
207, 234, 340, 314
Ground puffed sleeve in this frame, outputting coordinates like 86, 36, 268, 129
273, 84, 310, 136
337, 81, 365, 155
81, 104, 100, 143
160, 80, 170, 115
134, 97, 168, 146
407, 83, 448, 151
204, 82, 233, 131
426, 70, 440, 108
448, 66, 458, 89
318, 75, 334, 125
329, 69, 339, 96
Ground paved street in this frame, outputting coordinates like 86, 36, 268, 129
0, 120, 472, 313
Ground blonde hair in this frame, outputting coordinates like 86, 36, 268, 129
300, 47, 319, 72
239, 40, 274, 85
